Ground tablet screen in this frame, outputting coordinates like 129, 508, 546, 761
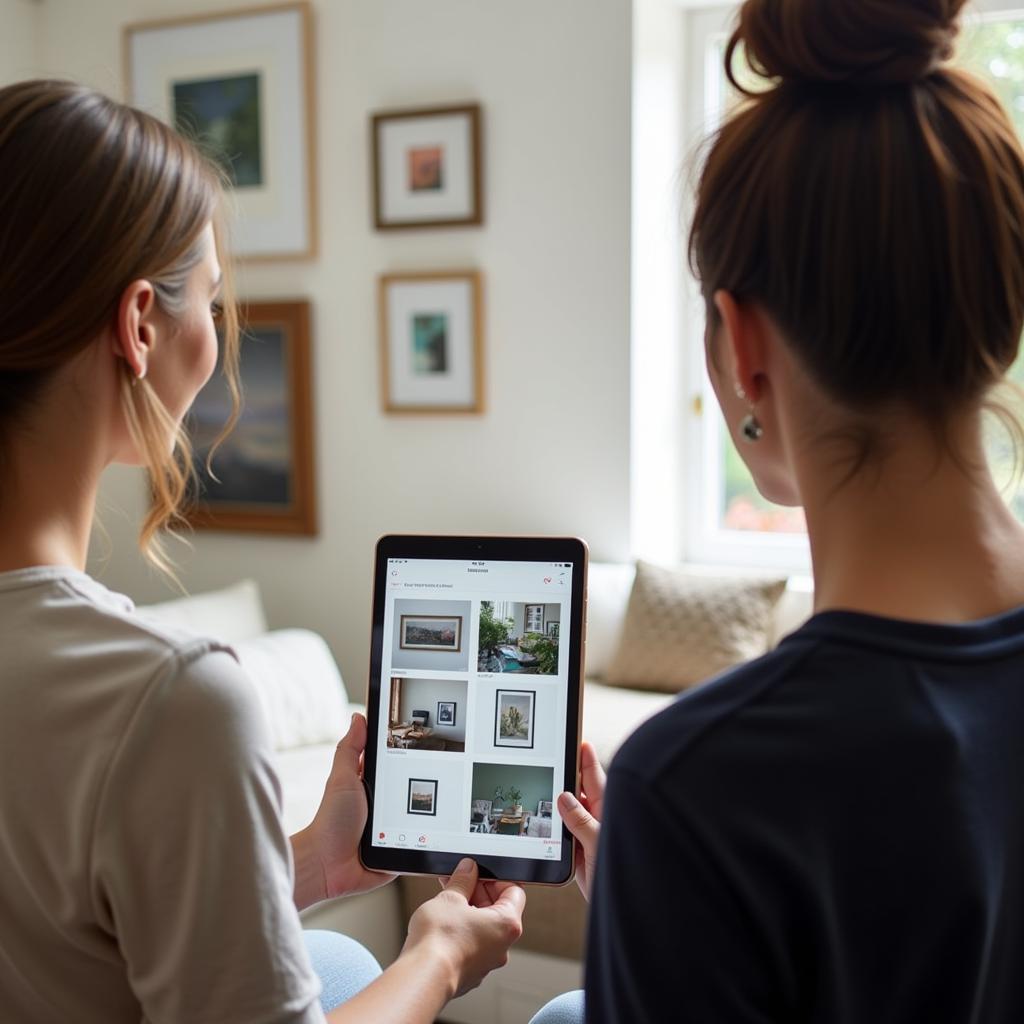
366, 548, 580, 874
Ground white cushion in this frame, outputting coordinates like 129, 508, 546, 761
584, 563, 636, 680
139, 579, 267, 643
233, 630, 350, 751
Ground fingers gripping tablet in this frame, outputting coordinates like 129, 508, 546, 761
359, 535, 587, 885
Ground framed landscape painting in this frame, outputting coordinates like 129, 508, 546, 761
372, 103, 482, 230
124, 2, 317, 260
399, 615, 463, 653
379, 271, 484, 414
186, 300, 316, 535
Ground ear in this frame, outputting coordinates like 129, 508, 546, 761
112, 280, 158, 380
712, 290, 769, 403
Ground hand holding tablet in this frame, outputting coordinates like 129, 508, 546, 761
359, 535, 588, 885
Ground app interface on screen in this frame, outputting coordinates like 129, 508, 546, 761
372, 557, 572, 862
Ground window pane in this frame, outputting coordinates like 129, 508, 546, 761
959, 15, 1024, 517
710, 40, 807, 534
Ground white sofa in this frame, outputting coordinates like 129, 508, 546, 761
140, 565, 813, 1024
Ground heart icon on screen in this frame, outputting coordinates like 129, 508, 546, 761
544, 577, 552, 584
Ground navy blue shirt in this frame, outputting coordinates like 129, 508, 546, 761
586, 608, 1024, 1023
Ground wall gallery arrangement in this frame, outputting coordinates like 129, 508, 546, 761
124, 2, 317, 261
186, 301, 317, 536
124, 2, 489, 534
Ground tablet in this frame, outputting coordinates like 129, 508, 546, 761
359, 535, 588, 885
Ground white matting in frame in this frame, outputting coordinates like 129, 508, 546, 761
373, 105, 482, 229
125, 2, 315, 260
380, 271, 484, 414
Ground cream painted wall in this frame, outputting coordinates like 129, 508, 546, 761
0, 0, 37, 83
21, 0, 632, 688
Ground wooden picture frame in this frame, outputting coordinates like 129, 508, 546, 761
399, 615, 463, 652
372, 103, 482, 230
379, 271, 484, 414
124, 2, 317, 261
186, 300, 317, 535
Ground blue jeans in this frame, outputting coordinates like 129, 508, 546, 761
302, 929, 382, 1012
529, 989, 585, 1024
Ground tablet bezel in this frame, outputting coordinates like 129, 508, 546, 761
359, 534, 587, 885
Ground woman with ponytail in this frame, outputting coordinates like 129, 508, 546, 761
541, 1, 1024, 1021
0, 80, 525, 1024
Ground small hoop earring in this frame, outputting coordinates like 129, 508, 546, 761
741, 412, 763, 442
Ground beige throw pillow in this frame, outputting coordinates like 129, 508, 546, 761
603, 561, 787, 693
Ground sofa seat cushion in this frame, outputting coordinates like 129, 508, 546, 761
272, 702, 363, 835
582, 679, 676, 767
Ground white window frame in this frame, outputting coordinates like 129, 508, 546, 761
632, 0, 1024, 574
678, 3, 811, 571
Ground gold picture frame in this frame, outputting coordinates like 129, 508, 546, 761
379, 270, 485, 415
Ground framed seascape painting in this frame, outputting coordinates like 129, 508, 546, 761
379, 271, 484, 414
494, 689, 536, 750
124, 2, 317, 260
372, 103, 482, 230
399, 615, 463, 653
407, 779, 438, 816
186, 300, 316, 535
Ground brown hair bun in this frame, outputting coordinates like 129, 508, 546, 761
732, 0, 967, 88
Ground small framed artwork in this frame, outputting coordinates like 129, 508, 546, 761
400, 615, 463, 652
186, 300, 316, 535
495, 690, 536, 749
437, 701, 457, 727
408, 778, 438, 816
379, 271, 484, 414
546, 621, 560, 638
124, 2, 317, 260
372, 103, 482, 229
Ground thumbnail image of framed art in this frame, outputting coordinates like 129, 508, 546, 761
437, 701, 457, 727
186, 300, 316, 535
124, 2, 316, 260
379, 271, 484, 414
407, 778, 438, 816
399, 615, 463, 653
372, 103, 482, 230
494, 689, 536, 749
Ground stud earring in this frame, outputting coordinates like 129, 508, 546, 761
741, 412, 763, 443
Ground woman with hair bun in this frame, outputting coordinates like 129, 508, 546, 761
536, 0, 1024, 1021
0, 80, 525, 1023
